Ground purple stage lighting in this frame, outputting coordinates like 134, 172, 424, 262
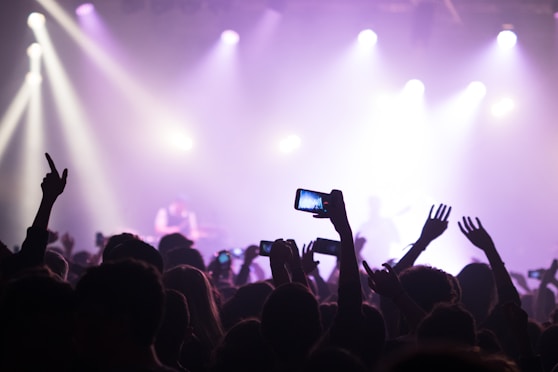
76, 2, 95, 16
221, 30, 240, 45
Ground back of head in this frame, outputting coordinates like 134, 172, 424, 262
261, 282, 322, 362
538, 324, 558, 372
399, 265, 457, 312
45, 249, 69, 281
102, 232, 139, 263
155, 289, 190, 366
457, 263, 496, 324
166, 247, 206, 272
163, 265, 223, 349
211, 318, 273, 372
75, 259, 165, 356
416, 303, 477, 348
0, 271, 75, 371
158, 233, 194, 257
221, 281, 274, 330
106, 239, 164, 273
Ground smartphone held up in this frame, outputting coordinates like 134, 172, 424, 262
294, 189, 330, 215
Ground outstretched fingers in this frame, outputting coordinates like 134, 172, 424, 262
45, 153, 60, 177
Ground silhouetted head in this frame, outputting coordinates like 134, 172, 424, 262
155, 289, 190, 367
417, 303, 477, 348
0, 270, 75, 371
538, 324, 558, 372
221, 281, 274, 330
45, 249, 69, 281
102, 232, 140, 263
211, 318, 274, 372
399, 265, 458, 312
105, 239, 164, 273
74, 259, 165, 364
457, 263, 496, 324
166, 247, 206, 272
163, 265, 223, 350
158, 233, 194, 258
261, 283, 322, 363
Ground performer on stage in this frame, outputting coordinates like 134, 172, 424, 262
154, 196, 200, 240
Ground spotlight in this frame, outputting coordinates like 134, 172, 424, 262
491, 97, 514, 117
75, 2, 95, 16
279, 135, 301, 154
465, 81, 487, 99
25, 72, 43, 86
27, 43, 43, 59
177, 0, 202, 14
358, 29, 378, 47
221, 30, 240, 45
497, 27, 517, 49
403, 79, 425, 97
27, 12, 46, 30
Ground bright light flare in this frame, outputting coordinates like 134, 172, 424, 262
25, 72, 43, 86
27, 12, 46, 30
491, 97, 515, 117
279, 134, 301, 154
358, 29, 378, 47
166, 130, 194, 152
465, 81, 487, 100
76, 2, 95, 16
497, 30, 517, 49
27, 43, 43, 59
403, 79, 425, 97
221, 30, 240, 45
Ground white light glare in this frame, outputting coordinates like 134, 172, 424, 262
25, 72, 43, 86
76, 3, 95, 16
358, 29, 378, 47
465, 81, 487, 99
221, 30, 240, 45
27, 43, 43, 59
27, 12, 46, 30
491, 97, 514, 117
279, 134, 301, 154
497, 30, 517, 49
167, 130, 193, 152
403, 79, 425, 97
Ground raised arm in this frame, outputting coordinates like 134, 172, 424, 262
269, 239, 292, 287
363, 261, 426, 331
234, 244, 259, 287
458, 217, 520, 306
301, 241, 331, 301
534, 259, 557, 323
5, 153, 68, 277
394, 204, 451, 274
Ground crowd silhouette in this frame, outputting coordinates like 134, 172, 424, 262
0, 153, 557, 371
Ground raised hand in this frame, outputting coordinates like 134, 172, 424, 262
301, 241, 320, 274
419, 204, 451, 242
269, 239, 293, 267
542, 259, 558, 285
60, 232, 75, 257
314, 190, 351, 236
363, 261, 404, 299
42, 153, 68, 202
458, 217, 495, 251
243, 244, 259, 265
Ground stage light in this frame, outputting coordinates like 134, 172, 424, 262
465, 81, 487, 99
166, 130, 193, 152
221, 30, 240, 45
25, 72, 43, 86
27, 43, 43, 59
403, 79, 425, 97
497, 28, 517, 49
358, 29, 378, 47
279, 134, 301, 154
491, 97, 514, 117
75, 2, 95, 16
27, 12, 46, 30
